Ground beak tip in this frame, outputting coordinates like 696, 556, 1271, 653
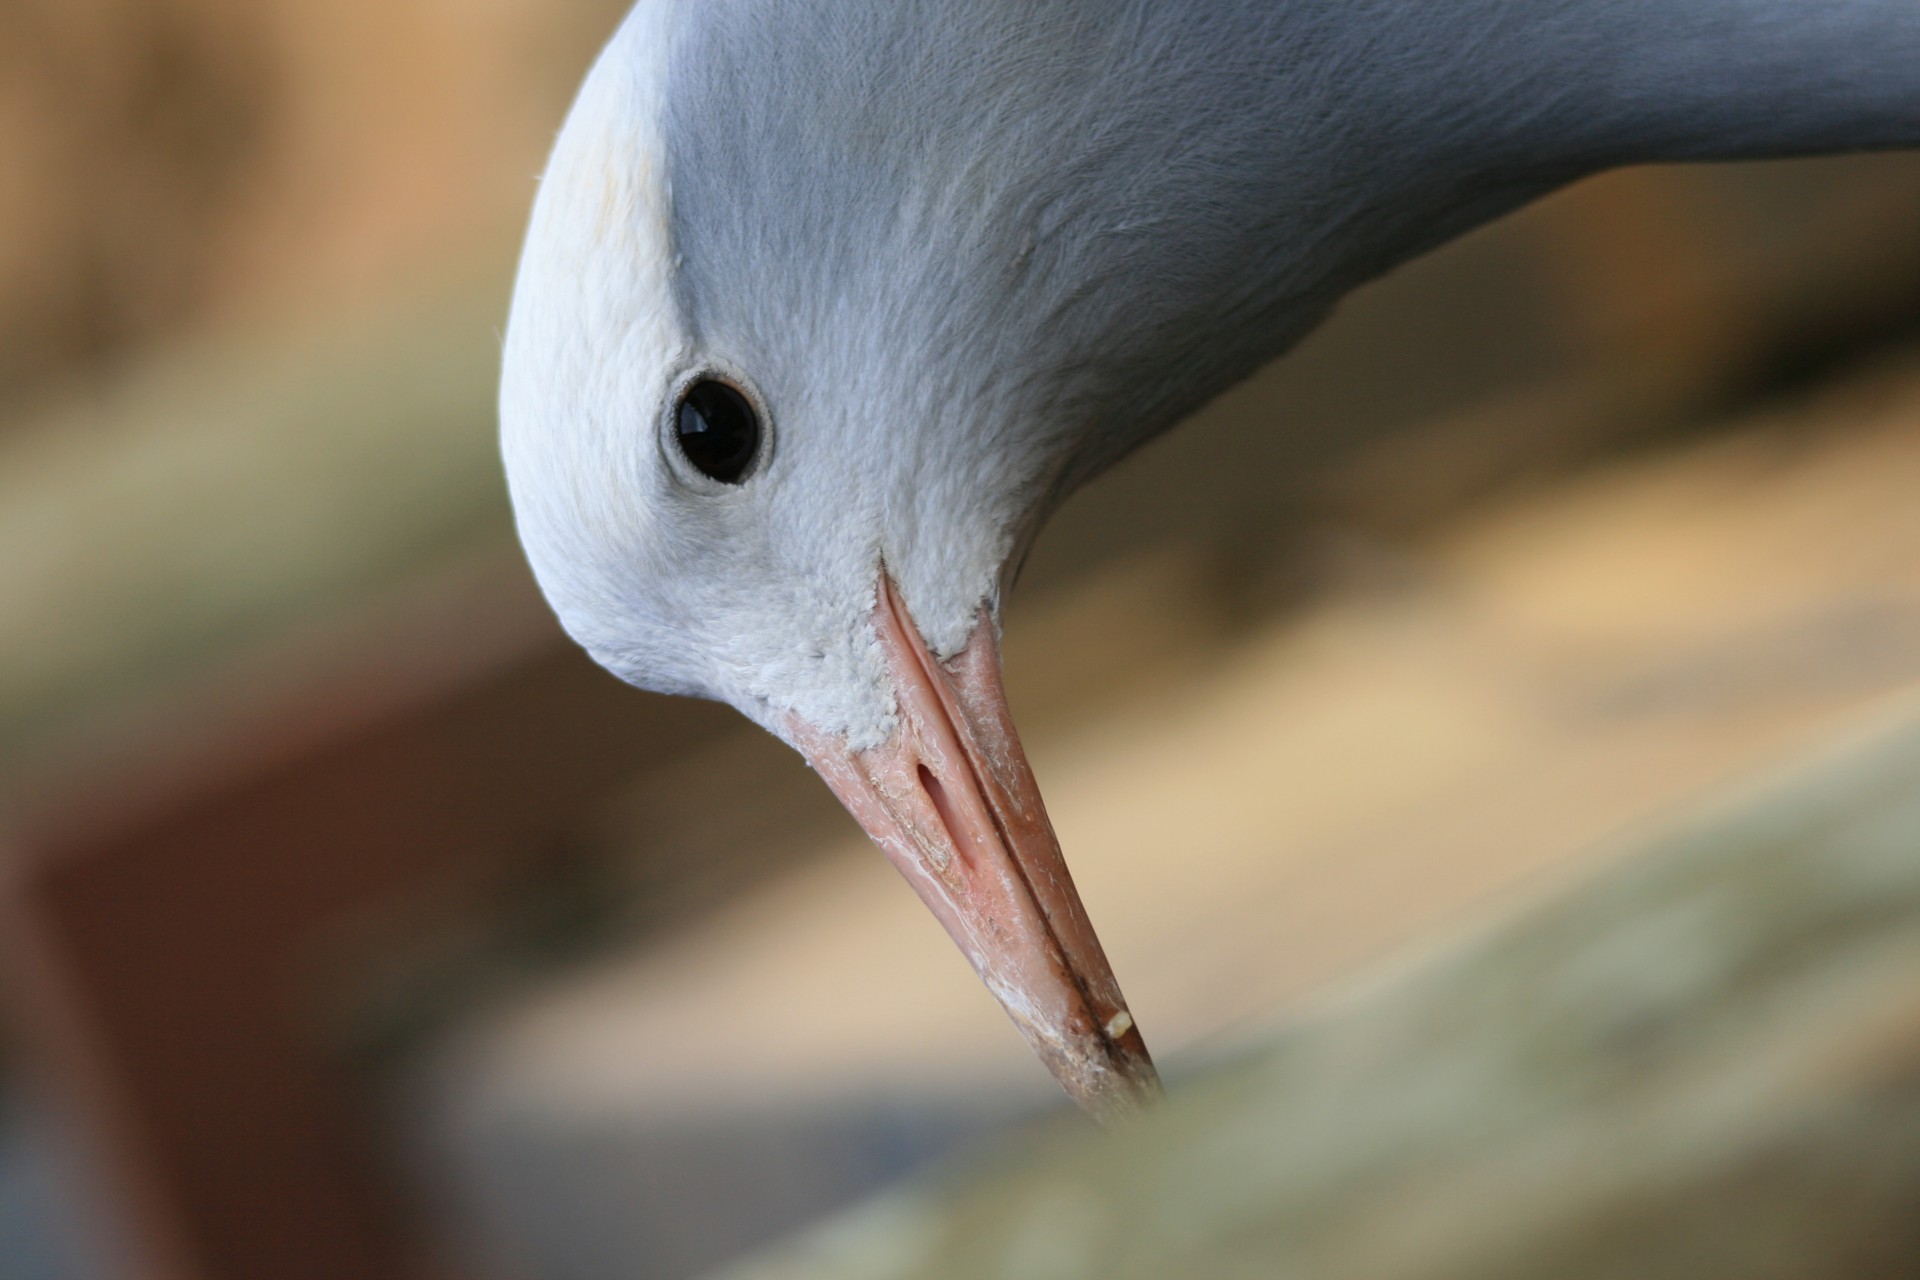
1043, 1021, 1164, 1126
1070, 1057, 1164, 1128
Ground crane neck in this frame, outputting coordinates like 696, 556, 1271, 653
646, 0, 1920, 505
1505, 0, 1920, 170
1039, 0, 1919, 485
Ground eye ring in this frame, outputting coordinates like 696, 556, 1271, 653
668, 373, 765, 485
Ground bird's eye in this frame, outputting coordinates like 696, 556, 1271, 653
673, 379, 761, 484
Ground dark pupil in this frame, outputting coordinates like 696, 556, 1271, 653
674, 380, 760, 483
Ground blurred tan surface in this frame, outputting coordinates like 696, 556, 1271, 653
705, 675, 1920, 1280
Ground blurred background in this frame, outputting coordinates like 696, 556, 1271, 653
3, 3, 1920, 1279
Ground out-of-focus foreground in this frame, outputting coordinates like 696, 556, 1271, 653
3, 5, 1920, 1280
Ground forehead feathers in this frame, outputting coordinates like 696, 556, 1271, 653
500, 4, 706, 689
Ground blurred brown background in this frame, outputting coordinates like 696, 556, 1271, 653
3, 4, 1920, 1280
0, 0, 622, 408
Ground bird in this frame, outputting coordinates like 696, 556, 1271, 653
498, 0, 1920, 1122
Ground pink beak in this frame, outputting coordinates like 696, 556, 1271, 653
791, 576, 1161, 1123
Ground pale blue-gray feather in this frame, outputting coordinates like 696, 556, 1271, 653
501, 0, 1919, 740
659, 0, 1920, 509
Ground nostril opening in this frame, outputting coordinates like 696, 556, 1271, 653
917, 762, 968, 861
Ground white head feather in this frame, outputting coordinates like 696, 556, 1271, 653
499, 0, 1704, 746
501, 3, 1024, 749
500, 0, 1180, 749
